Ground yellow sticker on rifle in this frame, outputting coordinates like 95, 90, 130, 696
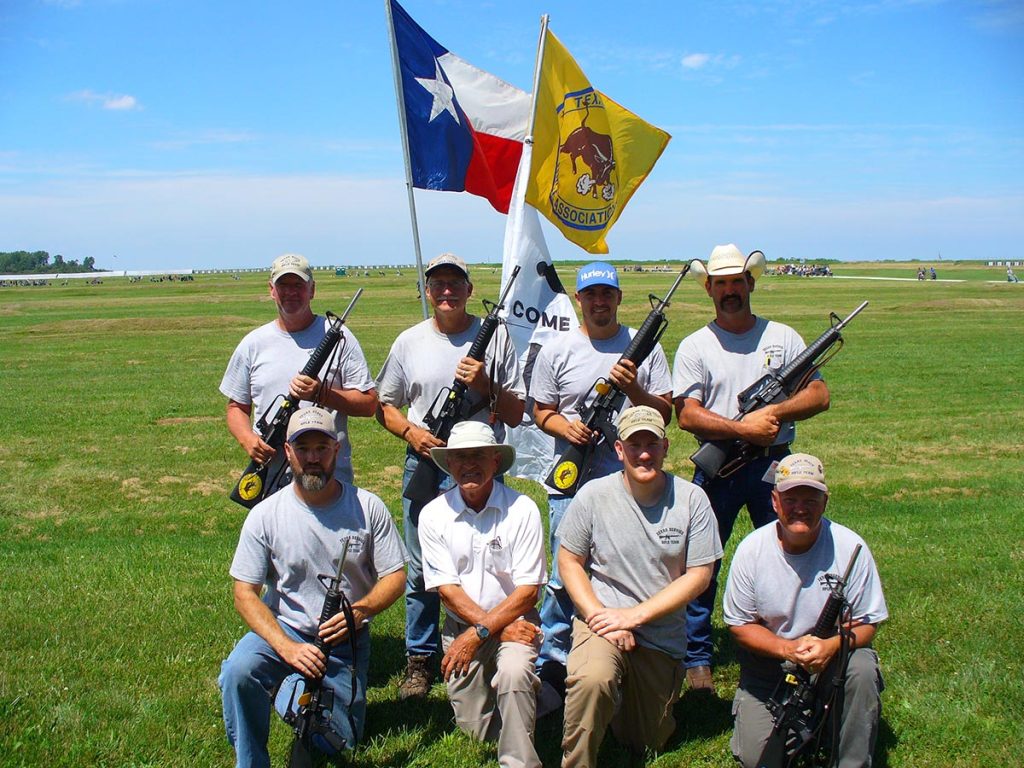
553, 461, 579, 491
239, 472, 263, 501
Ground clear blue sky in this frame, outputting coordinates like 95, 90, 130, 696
1, 0, 1021, 270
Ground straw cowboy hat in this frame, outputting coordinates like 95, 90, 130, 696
429, 421, 515, 477
688, 244, 766, 281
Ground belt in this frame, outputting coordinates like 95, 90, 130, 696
750, 443, 791, 459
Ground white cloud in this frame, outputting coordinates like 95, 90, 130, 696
681, 53, 711, 70
66, 89, 142, 111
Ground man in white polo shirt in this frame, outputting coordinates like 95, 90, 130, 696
418, 421, 547, 768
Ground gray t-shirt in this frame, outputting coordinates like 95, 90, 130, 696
220, 316, 375, 480
376, 316, 525, 442
558, 472, 723, 659
529, 326, 672, 492
723, 518, 888, 638
672, 317, 814, 447
230, 483, 407, 636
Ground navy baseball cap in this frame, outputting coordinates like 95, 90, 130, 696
576, 262, 619, 291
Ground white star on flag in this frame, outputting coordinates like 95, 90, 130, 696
415, 59, 460, 124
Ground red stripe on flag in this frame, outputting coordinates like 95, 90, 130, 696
464, 130, 524, 214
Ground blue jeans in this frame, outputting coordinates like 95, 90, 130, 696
219, 620, 369, 768
402, 450, 455, 658
684, 454, 783, 669
537, 494, 575, 669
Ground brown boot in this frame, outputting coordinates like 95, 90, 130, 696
686, 665, 716, 694
398, 655, 434, 700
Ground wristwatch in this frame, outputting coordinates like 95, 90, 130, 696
474, 623, 490, 640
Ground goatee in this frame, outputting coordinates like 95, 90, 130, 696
299, 471, 329, 492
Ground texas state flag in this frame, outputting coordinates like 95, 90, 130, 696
390, 0, 529, 214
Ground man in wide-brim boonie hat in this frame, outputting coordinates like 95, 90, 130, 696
429, 421, 515, 477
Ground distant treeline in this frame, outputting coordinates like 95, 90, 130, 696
0, 251, 97, 274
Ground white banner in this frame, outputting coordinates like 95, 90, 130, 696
500, 141, 580, 482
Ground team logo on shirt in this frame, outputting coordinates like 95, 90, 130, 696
238, 472, 262, 501
762, 343, 784, 371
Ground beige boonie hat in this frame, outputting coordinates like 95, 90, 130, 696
425, 252, 470, 280
616, 405, 666, 441
774, 453, 828, 493
689, 244, 765, 281
286, 407, 338, 443
430, 421, 514, 477
271, 253, 313, 283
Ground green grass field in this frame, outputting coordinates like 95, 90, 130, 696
1, 264, 1021, 767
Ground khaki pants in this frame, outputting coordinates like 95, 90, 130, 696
442, 615, 541, 768
561, 618, 683, 767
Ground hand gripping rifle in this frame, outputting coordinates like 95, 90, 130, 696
545, 264, 690, 496
229, 289, 363, 509
690, 301, 868, 481
403, 266, 521, 505
758, 544, 863, 768
285, 537, 359, 768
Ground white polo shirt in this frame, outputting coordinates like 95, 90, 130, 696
419, 481, 547, 612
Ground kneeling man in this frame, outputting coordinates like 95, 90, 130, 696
724, 453, 888, 768
419, 421, 547, 768
219, 407, 406, 768
557, 406, 722, 767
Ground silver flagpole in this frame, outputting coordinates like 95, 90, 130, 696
385, 0, 430, 320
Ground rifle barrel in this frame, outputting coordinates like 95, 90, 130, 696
335, 288, 364, 325
836, 300, 868, 330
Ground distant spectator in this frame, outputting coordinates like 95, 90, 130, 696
1008, 267, 1020, 284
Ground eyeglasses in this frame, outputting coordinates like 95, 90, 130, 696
427, 278, 468, 291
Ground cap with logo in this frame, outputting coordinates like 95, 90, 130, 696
616, 405, 666, 441
774, 453, 828, 493
286, 407, 338, 443
424, 252, 470, 280
270, 253, 313, 284
576, 261, 620, 291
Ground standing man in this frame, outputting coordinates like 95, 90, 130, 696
419, 421, 547, 768
557, 406, 722, 766
220, 253, 377, 492
673, 244, 831, 693
219, 407, 406, 768
530, 261, 673, 712
724, 453, 888, 768
376, 253, 526, 699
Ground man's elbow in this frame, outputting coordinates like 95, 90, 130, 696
504, 398, 526, 428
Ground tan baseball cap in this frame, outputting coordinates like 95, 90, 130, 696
271, 253, 313, 283
774, 453, 828, 493
616, 405, 666, 441
424, 252, 470, 280
286, 407, 338, 442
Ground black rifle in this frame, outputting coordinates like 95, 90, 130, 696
284, 538, 358, 768
690, 301, 868, 480
758, 544, 863, 768
544, 264, 689, 496
229, 289, 363, 509
403, 266, 521, 505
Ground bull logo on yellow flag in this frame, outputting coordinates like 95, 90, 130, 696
527, 29, 670, 254
551, 89, 617, 231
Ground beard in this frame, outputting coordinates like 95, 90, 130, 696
298, 471, 329, 492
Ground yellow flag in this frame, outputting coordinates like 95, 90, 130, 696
526, 29, 670, 254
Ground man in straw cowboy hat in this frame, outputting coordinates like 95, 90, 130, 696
418, 420, 547, 768
672, 244, 831, 693
556, 405, 722, 766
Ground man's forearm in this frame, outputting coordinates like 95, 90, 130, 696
559, 548, 603, 620
226, 401, 255, 445
439, 584, 539, 634
322, 387, 378, 417
234, 582, 293, 655
768, 379, 830, 423
630, 564, 713, 625
352, 570, 405, 624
